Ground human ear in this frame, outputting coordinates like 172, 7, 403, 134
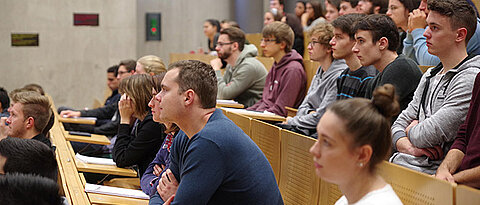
25, 117, 35, 129
184, 90, 195, 106
378, 37, 389, 50
356, 144, 373, 167
456, 28, 468, 43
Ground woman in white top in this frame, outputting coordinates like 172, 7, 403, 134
310, 84, 403, 205
301, 1, 326, 31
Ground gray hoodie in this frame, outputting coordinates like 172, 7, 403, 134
216, 44, 268, 107
288, 59, 347, 129
390, 55, 480, 174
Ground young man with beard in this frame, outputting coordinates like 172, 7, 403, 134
0, 91, 52, 147
210, 27, 267, 107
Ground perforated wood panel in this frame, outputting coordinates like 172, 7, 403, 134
279, 130, 320, 205
318, 181, 342, 205
378, 162, 454, 205
225, 111, 252, 137
250, 119, 281, 182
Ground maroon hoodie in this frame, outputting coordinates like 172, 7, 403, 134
247, 50, 306, 117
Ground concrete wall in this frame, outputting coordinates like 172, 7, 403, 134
0, 0, 233, 109
0, 0, 137, 109
136, 0, 234, 65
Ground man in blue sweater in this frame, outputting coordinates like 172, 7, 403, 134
149, 60, 283, 205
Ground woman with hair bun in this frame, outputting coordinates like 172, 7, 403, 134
310, 84, 403, 204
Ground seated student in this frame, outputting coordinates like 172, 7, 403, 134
113, 74, 166, 178
0, 87, 9, 117
141, 82, 180, 196
325, 0, 341, 22
301, 1, 327, 31
270, 0, 305, 56
352, 14, 422, 113
0, 91, 52, 147
264, 10, 282, 26
295, 1, 306, 21
339, 0, 360, 16
104, 65, 121, 107
210, 27, 267, 108
403, 0, 480, 66
358, 0, 389, 14
386, 0, 421, 55
149, 60, 283, 204
203, 19, 221, 54
60, 59, 136, 137
310, 84, 402, 205
391, 0, 480, 175
247, 22, 306, 117
331, 14, 378, 100
0, 173, 63, 205
134, 55, 167, 76
0, 137, 57, 181
436, 73, 480, 188
281, 22, 347, 136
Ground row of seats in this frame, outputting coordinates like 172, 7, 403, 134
48, 94, 148, 205
222, 108, 480, 205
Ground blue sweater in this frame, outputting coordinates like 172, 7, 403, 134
155, 109, 283, 205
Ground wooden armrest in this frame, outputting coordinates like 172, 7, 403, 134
88, 193, 148, 205
285, 106, 298, 118
74, 158, 138, 177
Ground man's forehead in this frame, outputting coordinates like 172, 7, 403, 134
355, 30, 371, 39
219, 34, 230, 41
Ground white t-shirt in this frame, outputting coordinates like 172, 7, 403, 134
334, 184, 403, 205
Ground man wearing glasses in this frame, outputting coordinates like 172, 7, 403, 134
279, 22, 347, 137
247, 22, 306, 117
210, 27, 267, 107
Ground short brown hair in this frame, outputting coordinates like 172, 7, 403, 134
327, 84, 399, 173
353, 14, 400, 51
428, 0, 477, 45
119, 59, 137, 72
10, 91, 51, 133
119, 74, 155, 119
262, 21, 295, 52
332, 13, 366, 40
220, 27, 246, 51
137, 55, 167, 75
168, 60, 217, 109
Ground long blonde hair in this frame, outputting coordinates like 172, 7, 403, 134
137, 55, 166, 75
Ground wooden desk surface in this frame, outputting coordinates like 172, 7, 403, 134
59, 117, 96, 125
75, 158, 138, 177
222, 108, 286, 122
216, 102, 244, 109
65, 132, 111, 145
88, 193, 148, 205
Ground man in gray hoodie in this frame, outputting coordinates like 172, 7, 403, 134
281, 22, 347, 136
390, 0, 480, 175
211, 27, 267, 108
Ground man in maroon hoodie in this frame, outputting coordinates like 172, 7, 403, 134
247, 21, 306, 117
436, 73, 480, 188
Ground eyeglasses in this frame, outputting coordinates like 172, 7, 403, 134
308, 40, 323, 47
261, 38, 277, 43
216, 42, 234, 47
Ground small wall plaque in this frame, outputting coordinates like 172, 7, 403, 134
11, 33, 39, 47
74, 13, 99, 26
